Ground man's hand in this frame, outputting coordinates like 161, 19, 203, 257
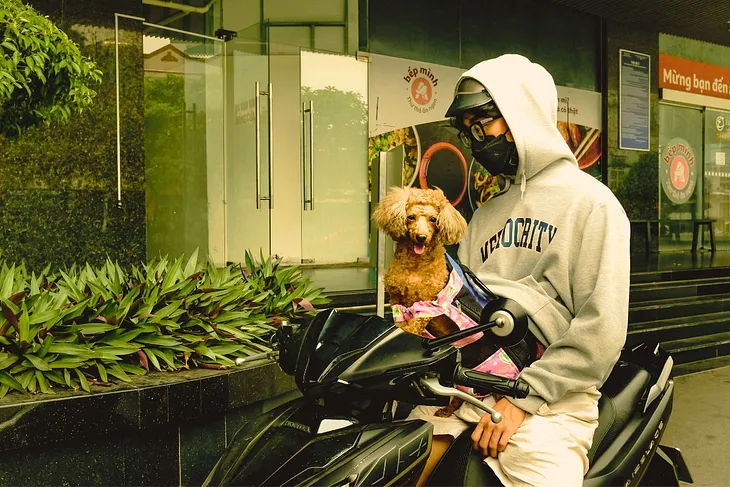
471, 397, 527, 458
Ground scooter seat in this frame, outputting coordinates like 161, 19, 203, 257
586, 361, 651, 465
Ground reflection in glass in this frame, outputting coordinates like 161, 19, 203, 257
300, 51, 369, 266
142, 31, 224, 262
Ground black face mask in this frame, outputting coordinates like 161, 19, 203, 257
471, 130, 519, 177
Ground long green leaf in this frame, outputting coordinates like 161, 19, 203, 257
0, 265, 15, 298
35, 371, 53, 393
96, 363, 108, 382
136, 335, 179, 347
24, 354, 51, 371
38, 335, 55, 358
18, 303, 30, 342
48, 344, 94, 358
208, 344, 245, 356
148, 348, 176, 370
106, 364, 131, 382
29, 309, 61, 326
72, 323, 118, 335
183, 248, 199, 278
49, 358, 86, 369
195, 345, 216, 361
143, 349, 161, 371
0, 371, 26, 395
118, 363, 147, 376
75, 369, 90, 392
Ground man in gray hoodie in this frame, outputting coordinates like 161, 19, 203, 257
410, 54, 630, 486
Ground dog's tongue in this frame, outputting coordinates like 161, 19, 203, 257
414, 243, 425, 255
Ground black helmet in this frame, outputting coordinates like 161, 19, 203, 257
445, 78, 500, 120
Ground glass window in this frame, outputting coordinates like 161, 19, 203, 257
704, 109, 730, 249
658, 104, 704, 250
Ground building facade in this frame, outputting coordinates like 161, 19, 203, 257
3, 0, 730, 299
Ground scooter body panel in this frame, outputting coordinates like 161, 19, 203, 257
202, 398, 434, 487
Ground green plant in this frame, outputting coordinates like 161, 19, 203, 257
0, 250, 328, 398
0, 0, 103, 139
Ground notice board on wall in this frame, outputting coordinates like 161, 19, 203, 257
620, 49, 651, 151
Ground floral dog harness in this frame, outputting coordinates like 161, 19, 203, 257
391, 267, 521, 384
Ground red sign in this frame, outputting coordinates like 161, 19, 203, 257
659, 53, 730, 100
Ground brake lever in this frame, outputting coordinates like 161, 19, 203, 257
420, 377, 503, 424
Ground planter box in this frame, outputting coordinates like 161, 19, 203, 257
0, 359, 298, 486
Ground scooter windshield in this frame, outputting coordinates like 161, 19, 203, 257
300, 310, 397, 386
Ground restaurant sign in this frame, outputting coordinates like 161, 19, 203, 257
659, 54, 730, 100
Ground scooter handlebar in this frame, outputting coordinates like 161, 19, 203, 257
453, 366, 531, 398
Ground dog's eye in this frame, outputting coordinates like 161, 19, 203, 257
407, 215, 416, 221
430, 217, 437, 223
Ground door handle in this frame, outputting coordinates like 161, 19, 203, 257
302, 100, 315, 211
267, 82, 274, 209
308, 100, 315, 211
255, 81, 262, 209
302, 102, 309, 211
256, 82, 274, 209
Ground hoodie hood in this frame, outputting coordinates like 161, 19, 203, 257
457, 54, 577, 182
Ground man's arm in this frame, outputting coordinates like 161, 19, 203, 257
507, 202, 631, 414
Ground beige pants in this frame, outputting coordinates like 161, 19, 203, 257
408, 387, 600, 487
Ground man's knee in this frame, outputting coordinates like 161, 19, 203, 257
496, 440, 585, 486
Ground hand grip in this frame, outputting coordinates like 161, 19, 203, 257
453, 366, 530, 398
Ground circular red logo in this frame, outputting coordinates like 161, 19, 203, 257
669, 155, 690, 190
410, 77, 433, 105
661, 137, 697, 204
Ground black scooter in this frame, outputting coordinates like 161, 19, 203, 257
203, 301, 693, 486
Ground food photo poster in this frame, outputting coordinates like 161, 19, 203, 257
367, 53, 602, 220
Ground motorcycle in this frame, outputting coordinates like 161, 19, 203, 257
203, 299, 693, 486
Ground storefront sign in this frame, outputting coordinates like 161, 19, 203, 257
659, 54, 730, 100
369, 53, 463, 136
661, 137, 697, 204
620, 49, 651, 151
368, 53, 601, 136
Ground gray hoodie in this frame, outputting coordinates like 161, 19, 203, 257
456, 54, 630, 414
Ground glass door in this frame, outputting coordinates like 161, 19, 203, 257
116, 15, 226, 264
225, 37, 272, 264
300, 50, 369, 267
704, 109, 730, 250
658, 103, 704, 250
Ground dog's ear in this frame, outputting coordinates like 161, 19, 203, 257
372, 187, 409, 239
437, 194, 467, 245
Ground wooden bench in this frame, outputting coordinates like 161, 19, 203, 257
629, 219, 716, 253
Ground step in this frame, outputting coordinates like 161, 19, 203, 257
631, 266, 730, 285
629, 294, 730, 323
672, 355, 730, 376
627, 311, 730, 347
630, 276, 730, 303
661, 331, 730, 365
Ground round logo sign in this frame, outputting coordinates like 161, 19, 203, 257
717, 115, 726, 132
410, 77, 433, 105
661, 137, 697, 204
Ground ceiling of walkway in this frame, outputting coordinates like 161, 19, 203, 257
545, 0, 730, 47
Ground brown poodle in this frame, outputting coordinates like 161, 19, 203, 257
372, 187, 468, 336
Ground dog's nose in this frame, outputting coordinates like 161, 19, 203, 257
416, 235, 427, 243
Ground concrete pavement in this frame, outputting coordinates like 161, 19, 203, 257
662, 366, 730, 487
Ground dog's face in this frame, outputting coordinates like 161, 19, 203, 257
405, 202, 439, 254
372, 187, 468, 254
